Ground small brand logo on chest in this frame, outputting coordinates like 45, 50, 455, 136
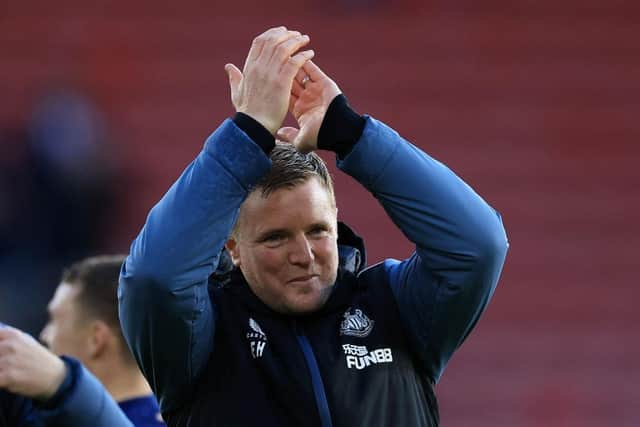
340, 307, 374, 338
247, 318, 267, 359
342, 344, 393, 370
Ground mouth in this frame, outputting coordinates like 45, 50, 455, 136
287, 274, 318, 284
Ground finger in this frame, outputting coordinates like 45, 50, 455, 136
282, 50, 315, 80
249, 29, 302, 68
245, 26, 288, 66
276, 126, 300, 143
255, 26, 289, 41
0, 326, 19, 342
270, 34, 310, 66
302, 60, 329, 82
0, 355, 18, 391
295, 68, 310, 88
291, 77, 304, 97
270, 29, 302, 48
224, 63, 243, 102
0, 340, 12, 357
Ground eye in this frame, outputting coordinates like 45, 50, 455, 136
308, 225, 329, 237
260, 232, 286, 244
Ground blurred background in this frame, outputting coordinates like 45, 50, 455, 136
1, 0, 638, 425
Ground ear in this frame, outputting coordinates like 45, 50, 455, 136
88, 321, 110, 360
225, 238, 241, 267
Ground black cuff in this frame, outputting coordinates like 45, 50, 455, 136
232, 112, 275, 155
34, 357, 76, 410
317, 94, 366, 158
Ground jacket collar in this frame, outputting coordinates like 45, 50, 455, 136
336, 221, 366, 275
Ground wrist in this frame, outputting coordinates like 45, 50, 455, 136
237, 110, 278, 135
35, 357, 76, 410
233, 112, 276, 154
317, 94, 365, 158
39, 356, 67, 401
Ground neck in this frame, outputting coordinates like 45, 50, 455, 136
91, 361, 152, 402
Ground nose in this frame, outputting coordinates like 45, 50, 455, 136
288, 234, 314, 266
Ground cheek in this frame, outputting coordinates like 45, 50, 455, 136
249, 248, 287, 276
55, 320, 80, 347
52, 324, 69, 347
315, 239, 338, 263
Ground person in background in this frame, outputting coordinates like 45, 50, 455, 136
41, 256, 164, 427
0, 323, 133, 427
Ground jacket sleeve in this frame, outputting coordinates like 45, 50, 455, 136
338, 117, 509, 383
118, 119, 271, 412
36, 357, 133, 427
1, 390, 39, 427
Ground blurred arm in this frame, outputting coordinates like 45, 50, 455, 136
0, 326, 132, 426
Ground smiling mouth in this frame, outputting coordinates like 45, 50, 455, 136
287, 275, 317, 284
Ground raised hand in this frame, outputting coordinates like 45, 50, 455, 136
277, 60, 341, 153
0, 326, 67, 401
225, 26, 314, 135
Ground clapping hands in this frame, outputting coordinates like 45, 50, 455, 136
226, 26, 342, 153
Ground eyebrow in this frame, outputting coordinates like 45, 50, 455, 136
256, 221, 331, 240
255, 228, 290, 241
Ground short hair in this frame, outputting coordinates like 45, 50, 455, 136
61, 255, 131, 360
257, 143, 335, 198
232, 144, 335, 237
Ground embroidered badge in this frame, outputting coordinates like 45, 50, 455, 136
340, 308, 374, 338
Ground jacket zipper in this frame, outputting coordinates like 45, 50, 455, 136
294, 323, 333, 427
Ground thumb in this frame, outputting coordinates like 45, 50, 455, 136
224, 63, 243, 100
276, 127, 300, 144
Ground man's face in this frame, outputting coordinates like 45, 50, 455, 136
226, 177, 339, 314
40, 283, 91, 363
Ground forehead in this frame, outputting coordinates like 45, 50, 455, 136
49, 282, 82, 313
240, 178, 336, 232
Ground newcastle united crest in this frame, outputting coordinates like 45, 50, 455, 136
340, 308, 374, 338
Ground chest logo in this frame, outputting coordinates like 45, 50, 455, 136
247, 318, 267, 359
343, 344, 393, 370
340, 308, 374, 338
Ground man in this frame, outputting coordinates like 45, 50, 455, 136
119, 27, 508, 427
40, 256, 164, 427
0, 323, 133, 426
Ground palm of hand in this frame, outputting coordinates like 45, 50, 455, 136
291, 90, 326, 152
290, 78, 341, 152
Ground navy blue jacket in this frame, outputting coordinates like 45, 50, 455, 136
119, 116, 508, 426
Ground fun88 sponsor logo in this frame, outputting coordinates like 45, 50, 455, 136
342, 344, 393, 370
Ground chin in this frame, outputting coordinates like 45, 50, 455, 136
284, 288, 332, 314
